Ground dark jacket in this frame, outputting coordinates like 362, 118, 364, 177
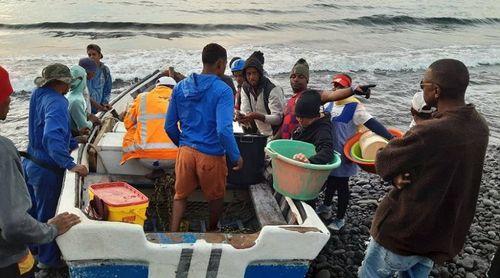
240, 58, 284, 136
292, 116, 334, 164
372, 104, 489, 264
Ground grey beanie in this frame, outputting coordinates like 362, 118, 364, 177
290, 58, 309, 80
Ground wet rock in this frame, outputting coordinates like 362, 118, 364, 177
464, 246, 475, 254
317, 255, 327, 263
316, 269, 331, 278
316, 262, 331, 270
357, 199, 378, 206
330, 266, 344, 274
458, 257, 475, 270
465, 273, 477, 278
361, 184, 371, 190
333, 249, 346, 255
351, 186, 362, 193
483, 199, 495, 206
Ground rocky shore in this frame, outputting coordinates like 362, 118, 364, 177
308, 145, 499, 278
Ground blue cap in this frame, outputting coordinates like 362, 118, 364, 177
78, 57, 97, 73
231, 59, 245, 72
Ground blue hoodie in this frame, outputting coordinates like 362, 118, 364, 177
165, 73, 240, 164
26, 87, 78, 170
87, 63, 112, 113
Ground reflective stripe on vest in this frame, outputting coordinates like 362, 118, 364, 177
123, 142, 178, 153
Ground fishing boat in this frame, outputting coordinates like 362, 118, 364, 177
56, 70, 330, 277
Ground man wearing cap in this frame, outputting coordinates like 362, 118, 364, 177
0, 66, 81, 278
22, 63, 88, 273
317, 73, 393, 230
121, 76, 178, 171
230, 58, 245, 110
279, 59, 373, 140
86, 44, 113, 114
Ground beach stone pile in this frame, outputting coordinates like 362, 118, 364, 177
308, 145, 499, 278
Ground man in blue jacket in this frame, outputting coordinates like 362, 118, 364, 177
23, 64, 88, 273
165, 43, 243, 232
0, 66, 81, 278
86, 44, 112, 114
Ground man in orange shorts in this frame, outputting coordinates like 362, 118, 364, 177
165, 43, 243, 232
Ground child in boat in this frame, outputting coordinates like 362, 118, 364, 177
318, 73, 394, 230
291, 90, 334, 211
291, 89, 334, 165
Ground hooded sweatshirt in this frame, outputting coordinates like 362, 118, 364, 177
0, 135, 57, 268
292, 116, 334, 164
240, 58, 284, 137
165, 73, 240, 164
67, 65, 92, 134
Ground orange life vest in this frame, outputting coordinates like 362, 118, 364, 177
121, 85, 177, 164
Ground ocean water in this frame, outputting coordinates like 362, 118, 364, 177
0, 0, 499, 147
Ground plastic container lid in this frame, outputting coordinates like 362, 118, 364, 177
89, 182, 148, 207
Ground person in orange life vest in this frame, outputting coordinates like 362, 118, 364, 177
277, 59, 374, 140
121, 76, 178, 170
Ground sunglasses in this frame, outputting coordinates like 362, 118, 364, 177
420, 80, 434, 90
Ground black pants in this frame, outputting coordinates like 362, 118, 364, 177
0, 263, 20, 278
323, 176, 350, 219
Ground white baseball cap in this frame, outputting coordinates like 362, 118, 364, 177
156, 76, 177, 87
412, 91, 434, 114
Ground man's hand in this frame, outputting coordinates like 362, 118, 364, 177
88, 113, 102, 126
70, 164, 89, 177
234, 110, 245, 122
74, 135, 88, 144
293, 153, 310, 163
393, 173, 411, 189
353, 84, 376, 99
233, 157, 244, 171
48, 212, 81, 236
242, 112, 265, 123
102, 104, 113, 111
79, 127, 90, 136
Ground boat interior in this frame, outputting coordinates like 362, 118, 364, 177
75, 71, 309, 246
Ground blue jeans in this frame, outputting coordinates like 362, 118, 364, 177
358, 238, 434, 278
